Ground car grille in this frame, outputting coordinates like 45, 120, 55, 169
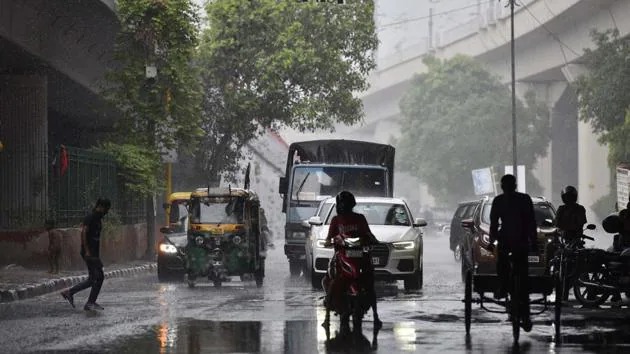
372, 244, 390, 267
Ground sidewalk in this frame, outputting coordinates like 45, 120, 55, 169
0, 261, 157, 303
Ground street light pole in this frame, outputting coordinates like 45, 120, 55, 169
509, 0, 517, 184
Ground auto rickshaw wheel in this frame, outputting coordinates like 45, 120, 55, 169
464, 270, 472, 335
186, 274, 196, 288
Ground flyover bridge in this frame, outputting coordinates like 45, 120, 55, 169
358, 0, 630, 213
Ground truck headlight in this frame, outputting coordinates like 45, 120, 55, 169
291, 231, 306, 239
392, 241, 415, 250
159, 243, 178, 254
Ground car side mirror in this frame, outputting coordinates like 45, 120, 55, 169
160, 226, 173, 234
278, 177, 287, 194
413, 218, 427, 227
586, 223, 596, 230
308, 216, 323, 226
301, 219, 311, 228
461, 218, 474, 229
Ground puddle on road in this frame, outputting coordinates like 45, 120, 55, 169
93, 315, 630, 353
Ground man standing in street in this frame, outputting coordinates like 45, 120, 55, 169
488, 174, 537, 332
60, 198, 111, 311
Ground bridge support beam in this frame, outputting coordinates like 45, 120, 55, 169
0, 75, 48, 227
561, 64, 611, 219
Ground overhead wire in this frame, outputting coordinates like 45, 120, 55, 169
378, 1, 493, 29
518, 0, 581, 57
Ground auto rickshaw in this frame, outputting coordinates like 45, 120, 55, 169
164, 186, 266, 288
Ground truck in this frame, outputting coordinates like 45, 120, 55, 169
278, 139, 396, 276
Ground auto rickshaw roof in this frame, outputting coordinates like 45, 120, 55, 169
168, 192, 192, 203
191, 187, 258, 200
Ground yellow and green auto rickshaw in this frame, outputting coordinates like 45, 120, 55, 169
173, 186, 266, 288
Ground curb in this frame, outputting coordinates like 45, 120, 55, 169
0, 263, 157, 303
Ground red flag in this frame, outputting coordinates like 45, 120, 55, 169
59, 145, 68, 177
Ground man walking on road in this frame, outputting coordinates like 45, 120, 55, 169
61, 198, 111, 311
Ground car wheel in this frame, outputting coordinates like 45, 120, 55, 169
289, 261, 302, 277
454, 244, 462, 262
157, 262, 184, 282
404, 257, 423, 291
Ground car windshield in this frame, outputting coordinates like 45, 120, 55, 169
326, 202, 410, 226
480, 202, 556, 227
290, 166, 387, 202
190, 196, 244, 224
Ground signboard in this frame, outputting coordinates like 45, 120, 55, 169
472, 167, 495, 196
505, 165, 526, 193
616, 164, 630, 210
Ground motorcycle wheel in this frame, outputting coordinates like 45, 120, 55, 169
573, 271, 609, 307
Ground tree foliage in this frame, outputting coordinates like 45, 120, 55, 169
186, 0, 378, 185
397, 55, 550, 205
97, 142, 162, 196
576, 29, 630, 166
104, 0, 202, 194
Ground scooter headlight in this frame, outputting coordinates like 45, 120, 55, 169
233, 235, 242, 245
195, 236, 205, 246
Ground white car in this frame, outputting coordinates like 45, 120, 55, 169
304, 197, 426, 291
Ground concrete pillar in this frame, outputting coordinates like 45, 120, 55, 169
561, 63, 611, 221
517, 81, 574, 205
0, 75, 48, 228
577, 119, 610, 222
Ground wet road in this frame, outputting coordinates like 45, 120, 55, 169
1, 232, 630, 353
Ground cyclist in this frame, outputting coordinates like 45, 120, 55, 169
488, 174, 537, 332
322, 191, 382, 331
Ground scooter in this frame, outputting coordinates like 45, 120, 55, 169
322, 236, 372, 333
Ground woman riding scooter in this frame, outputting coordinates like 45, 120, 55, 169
322, 191, 382, 332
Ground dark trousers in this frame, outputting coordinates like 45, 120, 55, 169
69, 256, 104, 303
497, 248, 530, 317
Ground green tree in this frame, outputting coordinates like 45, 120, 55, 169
397, 55, 550, 205
185, 0, 378, 186
576, 29, 630, 167
105, 0, 202, 256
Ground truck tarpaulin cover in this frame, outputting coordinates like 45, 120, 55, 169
287, 140, 394, 169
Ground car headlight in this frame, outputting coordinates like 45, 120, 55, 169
392, 241, 415, 250
195, 236, 205, 246
316, 239, 328, 248
233, 235, 242, 245
291, 231, 306, 239
159, 243, 178, 254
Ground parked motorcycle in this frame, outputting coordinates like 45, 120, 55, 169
323, 236, 372, 333
572, 215, 630, 306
